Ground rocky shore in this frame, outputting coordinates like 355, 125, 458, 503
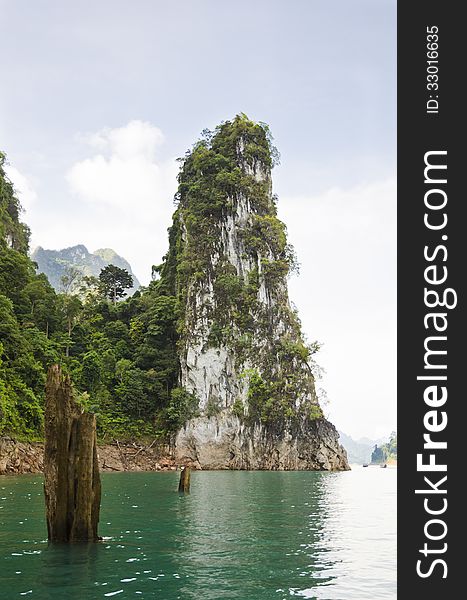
2, 415, 349, 475
0, 437, 189, 476
176, 414, 349, 471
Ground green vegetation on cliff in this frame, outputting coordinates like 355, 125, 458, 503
371, 432, 397, 464
0, 115, 323, 440
165, 114, 320, 426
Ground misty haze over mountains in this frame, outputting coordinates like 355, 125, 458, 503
31, 244, 140, 296
338, 431, 387, 464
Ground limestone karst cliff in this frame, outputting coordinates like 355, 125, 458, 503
157, 115, 348, 470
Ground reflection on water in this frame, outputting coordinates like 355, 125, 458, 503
0, 468, 396, 599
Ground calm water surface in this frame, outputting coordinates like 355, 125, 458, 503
0, 468, 396, 599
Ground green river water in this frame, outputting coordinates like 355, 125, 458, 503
0, 468, 396, 599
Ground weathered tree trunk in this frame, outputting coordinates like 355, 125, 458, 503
43, 365, 101, 542
178, 466, 190, 493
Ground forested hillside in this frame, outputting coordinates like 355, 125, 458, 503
0, 150, 179, 440
1, 151, 59, 436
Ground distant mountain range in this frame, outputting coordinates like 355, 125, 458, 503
31, 244, 140, 296
338, 431, 387, 465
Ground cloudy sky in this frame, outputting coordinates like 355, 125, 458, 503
0, 0, 396, 440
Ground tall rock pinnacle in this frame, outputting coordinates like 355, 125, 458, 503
159, 114, 348, 470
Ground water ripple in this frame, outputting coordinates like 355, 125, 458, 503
0, 469, 396, 599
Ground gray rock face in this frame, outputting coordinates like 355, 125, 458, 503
171, 118, 349, 471
178, 187, 311, 415
179, 193, 257, 412
173, 186, 349, 471
175, 412, 349, 471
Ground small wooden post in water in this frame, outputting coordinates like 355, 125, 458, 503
178, 466, 191, 493
43, 365, 101, 542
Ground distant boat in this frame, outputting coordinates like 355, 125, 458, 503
363, 463, 369, 467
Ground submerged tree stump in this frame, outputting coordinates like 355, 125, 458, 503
178, 466, 191, 493
43, 365, 101, 542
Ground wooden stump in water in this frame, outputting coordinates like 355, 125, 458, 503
43, 365, 101, 542
178, 466, 191, 493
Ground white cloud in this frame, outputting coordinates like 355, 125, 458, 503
278, 179, 396, 439
64, 121, 179, 282
68, 120, 173, 210
3, 165, 38, 214
78, 120, 165, 160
